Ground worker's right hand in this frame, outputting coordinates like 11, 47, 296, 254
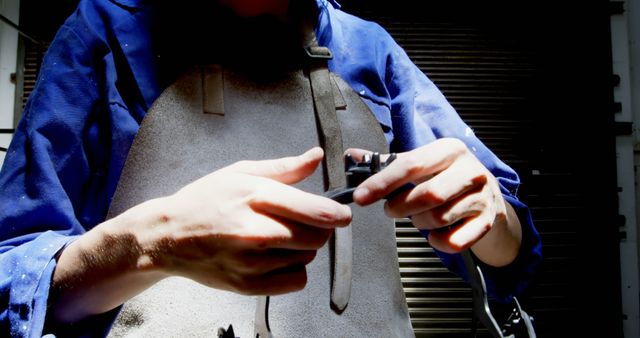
133, 147, 351, 295
52, 147, 349, 323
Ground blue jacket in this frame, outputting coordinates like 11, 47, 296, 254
0, 0, 542, 336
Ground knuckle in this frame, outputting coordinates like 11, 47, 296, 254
419, 190, 445, 206
365, 178, 388, 195
481, 221, 492, 235
229, 274, 252, 294
246, 192, 261, 208
411, 212, 438, 230
246, 187, 270, 208
437, 137, 467, 155
432, 210, 451, 227
240, 254, 263, 272
403, 157, 423, 177
477, 214, 493, 234
471, 172, 488, 186
470, 197, 488, 211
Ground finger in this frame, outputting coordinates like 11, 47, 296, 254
250, 181, 352, 229
242, 214, 333, 250
276, 221, 333, 250
385, 160, 487, 218
224, 147, 324, 185
354, 138, 468, 206
238, 265, 308, 295
229, 210, 334, 250
409, 187, 485, 231
235, 249, 317, 275
427, 211, 493, 253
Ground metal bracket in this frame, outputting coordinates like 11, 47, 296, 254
304, 45, 333, 60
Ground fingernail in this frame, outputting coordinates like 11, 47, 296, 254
353, 187, 369, 202
307, 147, 323, 158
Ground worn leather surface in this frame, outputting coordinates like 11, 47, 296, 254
106, 66, 414, 338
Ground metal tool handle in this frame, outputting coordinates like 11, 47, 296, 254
462, 250, 537, 338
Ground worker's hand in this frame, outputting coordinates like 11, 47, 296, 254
52, 147, 349, 323
134, 147, 351, 295
348, 139, 520, 265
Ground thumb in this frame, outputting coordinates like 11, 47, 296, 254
223, 147, 324, 184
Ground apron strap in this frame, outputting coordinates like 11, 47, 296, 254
255, 3, 352, 337
301, 18, 353, 316
202, 64, 225, 116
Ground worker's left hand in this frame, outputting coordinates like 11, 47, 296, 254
348, 138, 509, 256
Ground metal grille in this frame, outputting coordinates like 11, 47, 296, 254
396, 218, 478, 337
20, 40, 46, 111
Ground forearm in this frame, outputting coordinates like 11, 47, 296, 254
50, 198, 168, 323
471, 201, 522, 267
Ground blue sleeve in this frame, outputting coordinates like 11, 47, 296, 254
0, 5, 136, 336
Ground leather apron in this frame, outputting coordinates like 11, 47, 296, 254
105, 11, 414, 335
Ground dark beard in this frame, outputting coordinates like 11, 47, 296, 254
153, 1, 318, 83
212, 11, 306, 77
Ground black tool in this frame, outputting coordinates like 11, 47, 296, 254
323, 152, 400, 204
217, 324, 236, 338
325, 152, 537, 338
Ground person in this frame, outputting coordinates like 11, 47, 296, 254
0, 0, 542, 336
